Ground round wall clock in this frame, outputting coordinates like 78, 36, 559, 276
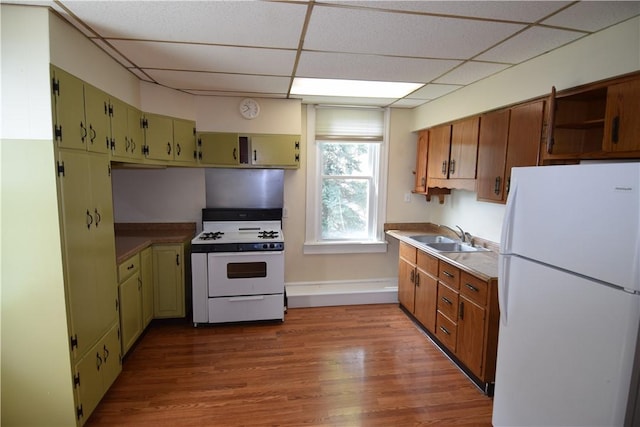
239, 98, 260, 120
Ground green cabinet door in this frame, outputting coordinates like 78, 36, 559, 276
57, 150, 100, 359
173, 118, 196, 164
198, 132, 239, 165
127, 105, 144, 160
153, 244, 185, 318
119, 271, 142, 355
141, 247, 154, 328
143, 113, 174, 161
108, 97, 129, 158
83, 84, 110, 154
51, 66, 86, 151
250, 134, 300, 167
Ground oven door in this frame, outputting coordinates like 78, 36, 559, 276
207, 251, 284, 297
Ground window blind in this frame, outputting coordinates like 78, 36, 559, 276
315, 107, 384, 141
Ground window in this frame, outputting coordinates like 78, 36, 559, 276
304, 105, 389, 254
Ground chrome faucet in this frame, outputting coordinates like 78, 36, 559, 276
440, 225, 469, 243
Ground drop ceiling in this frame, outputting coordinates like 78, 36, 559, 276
14, 0, 640, 107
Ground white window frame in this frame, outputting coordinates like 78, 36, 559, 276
304, 105, 389, 254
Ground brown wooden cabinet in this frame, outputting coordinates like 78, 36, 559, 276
427, 117, 479, 192
397, 245, 499, 394
477, 100, 544, 203
542, 73, 640, 163
414, 130, 429, 193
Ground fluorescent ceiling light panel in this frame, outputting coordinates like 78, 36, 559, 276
291, 78, 423, 98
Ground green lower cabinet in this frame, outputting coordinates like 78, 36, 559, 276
153, 244, 185, 318
73, 322, 121, 426
141, 247, 154, 328
118, 269, 142, 355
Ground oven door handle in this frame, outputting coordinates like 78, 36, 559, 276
207, 251, 284, 257
228, 295, 265, 302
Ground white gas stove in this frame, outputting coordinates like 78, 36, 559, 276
191, 209, 285, 325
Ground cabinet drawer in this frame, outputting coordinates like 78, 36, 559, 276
400, 242, 417, 263
118, 254, 140, 283
436, 312, 457, 352
437, 282, 459, 321
417, 250, 438, 276
460, 272, 489, 306
438, 260, 460, 289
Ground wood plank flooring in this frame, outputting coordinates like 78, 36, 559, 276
86, 304, 493, 426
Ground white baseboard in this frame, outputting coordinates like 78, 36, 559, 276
286, 278, 398, 308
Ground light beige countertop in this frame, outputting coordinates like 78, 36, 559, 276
385, 227, 499, 281
114, 223, 196, 264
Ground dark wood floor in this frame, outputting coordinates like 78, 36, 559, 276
86, 304, 493, 426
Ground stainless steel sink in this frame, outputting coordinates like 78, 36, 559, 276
409, 235, 456, 244
426, 242, 488, 252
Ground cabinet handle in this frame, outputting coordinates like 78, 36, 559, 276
233, 148, 237, 160
443, 270, 454, 279
611, 116, 620, 143
103, 344, 109, 363
494, 176, 501, 195
86, 209, 93, 229
439, 326, 451, 336
410, 270, 415, 283
131, 140, 136, 152
506, 177, 511, 195
441, 296, 452, 305
127, 264, 135, 270
80, 121, 87, 143
167, 142, 172, 155
176, 143, 181, 156
459, 301, 465, 320
96, 352, 103, 370
465, 283, 479, 292
176, 254, 180, 266
94, 208, 101, 227
450, 159, 456, 175
415, 272, 420, 286
125, 137, 130, 152
89, 125, 96, 143
253, 150, 257, 161
441, 160, 447, 176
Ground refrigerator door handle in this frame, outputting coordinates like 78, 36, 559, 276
500, 180, 518, 253
498, 255, 510, 325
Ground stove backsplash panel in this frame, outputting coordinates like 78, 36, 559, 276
205, 168, 284, 209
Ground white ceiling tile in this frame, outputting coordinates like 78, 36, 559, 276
109, 40, 296, 75
61, 1, 308, 48
305, 5, 525, 58
408, 84, 462, 99
543, 1, 640, 32
296, 51, 461, 82
92, 39, 134, 68
391, 98, 429, 108
434, 62, 511, 85
298, 95, 395, 107
144, 70, 291, 93
184, 90, 289, 98
331, 1, 572, 23
476, 26, 585, 64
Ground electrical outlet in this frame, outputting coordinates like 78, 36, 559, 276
282, 207, 289, 218
404, 193, 412, 203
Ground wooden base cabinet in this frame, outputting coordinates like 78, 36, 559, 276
397, 246, 499, 394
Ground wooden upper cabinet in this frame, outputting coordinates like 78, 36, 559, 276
476, 109, 510, 202
504, 101, 544, 193
449, 116, 480, 180
427, 124, 452, 181
477, 101, 544, 203
603, 78, 640, 153
414, 130, 429, 193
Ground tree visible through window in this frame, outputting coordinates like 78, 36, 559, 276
320, 142, 376, 240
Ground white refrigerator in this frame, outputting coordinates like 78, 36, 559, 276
492, 163, 640, 427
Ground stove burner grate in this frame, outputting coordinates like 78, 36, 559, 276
200, 231, 224, 241
258, 230, 280, 239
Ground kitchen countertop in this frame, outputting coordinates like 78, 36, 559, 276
386, 228, 499, 281
114, 223, 196, 264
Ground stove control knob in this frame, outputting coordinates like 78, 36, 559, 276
263, 244, 268, 249
269, 243, 275, 248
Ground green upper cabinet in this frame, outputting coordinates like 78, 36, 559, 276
143, 113, 196, 164
173, 117, 197, 164
197, 132, 240, 165
142, 113, 174, 161
108, 96, 128, 158
248, 134, 300, 168
126, 105, 145, 160
52, 65, 109, 154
